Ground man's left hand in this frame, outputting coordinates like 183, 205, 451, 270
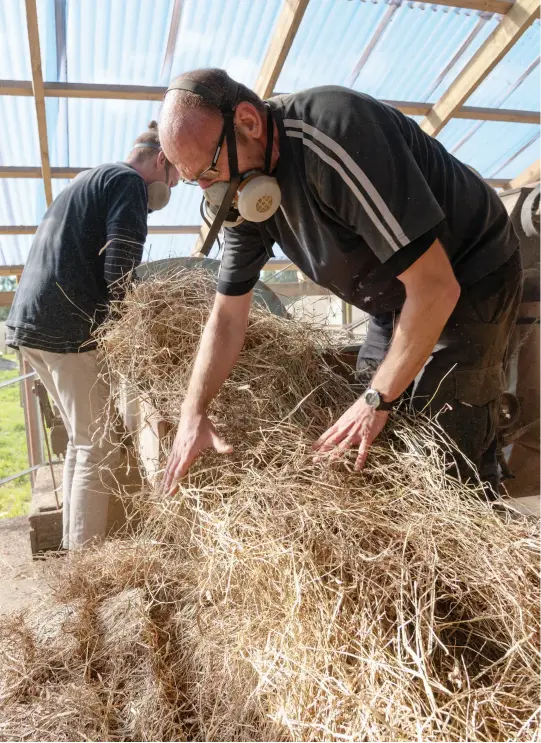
313, 397, 389, 470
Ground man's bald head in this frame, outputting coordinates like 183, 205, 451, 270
159, 69, 267, 184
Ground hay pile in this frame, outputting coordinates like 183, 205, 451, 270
0, 267, 539, 742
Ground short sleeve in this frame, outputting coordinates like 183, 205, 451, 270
300, 100, 444, 264
105, 172, 148, 247
217, 220, 270, 296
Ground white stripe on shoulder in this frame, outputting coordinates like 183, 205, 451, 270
286, 130, 400, 253
284, 118, 408, 246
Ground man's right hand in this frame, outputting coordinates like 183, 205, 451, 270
162, 409, 233, 495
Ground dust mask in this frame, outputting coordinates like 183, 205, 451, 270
147, 179, 171, 211
165, 78, 280, 253
132, 142, 171, 212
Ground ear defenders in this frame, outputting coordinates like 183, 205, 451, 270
165, 78, 281, 253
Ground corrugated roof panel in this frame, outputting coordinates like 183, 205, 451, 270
276, 0, 382, 91
353, 6, 500, 102
0, 180, 45, 225
51, 178, 70, 200
169, 0, 283, 87
36, 0, 175, 85
0, 236, 34, 267
438, 119, 540, 176
277, 0, 501, 100
0, 0, 31, 79
0, 96, 40, 166
466, 21, 540, 111
46, 97, 161, 167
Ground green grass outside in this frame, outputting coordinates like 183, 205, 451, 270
0, 353, 32, 517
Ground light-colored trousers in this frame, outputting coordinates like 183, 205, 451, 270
20, 347, 119, 550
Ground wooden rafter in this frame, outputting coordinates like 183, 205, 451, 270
1, 81, 537, 124
25, 0, 53, 207
254, 0, 310, 99
427, 0, 512, 11
0, 166, 522, 186
420, 0, 540, 136
0, 166, 88, 178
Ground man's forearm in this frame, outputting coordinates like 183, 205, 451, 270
182, 307, 247, 415
371, 289, 459, 402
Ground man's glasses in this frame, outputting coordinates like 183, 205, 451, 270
181, 123, 227, 186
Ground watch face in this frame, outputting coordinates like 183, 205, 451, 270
364, 389, 381, 408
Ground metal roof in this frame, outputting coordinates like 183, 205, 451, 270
0, 0, 539, 267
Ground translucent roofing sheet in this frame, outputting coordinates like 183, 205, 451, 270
466, 22, 540, 110
277, 1, 501, 100
0, 235, 34, 267
0, 180, 46, 225
437, 120, 540, 176
0, 1, 31, 79
46, 98, 163, 167
0, 97, 40, 166
34, 0, 283, 88
168, 0, 283, 88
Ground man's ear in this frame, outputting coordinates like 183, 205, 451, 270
234, 102, 264, 140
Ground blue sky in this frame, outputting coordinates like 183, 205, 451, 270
0, 0, 539, 266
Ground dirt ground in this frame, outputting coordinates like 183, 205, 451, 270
0, 516, 50, 615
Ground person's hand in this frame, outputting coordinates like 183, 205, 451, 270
162, 409, 233, 495
313, 397, 389, 470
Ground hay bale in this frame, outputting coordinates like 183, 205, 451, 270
0, 266, 538, 742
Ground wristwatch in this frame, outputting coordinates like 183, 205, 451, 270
363, 388, 394, 411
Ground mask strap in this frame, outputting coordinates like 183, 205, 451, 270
264, 105, 274, 175
200, 107, 241, 254
199, 179, 239, 255
223, 109, 239, 179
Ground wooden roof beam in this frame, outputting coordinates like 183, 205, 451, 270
254, 0, 310, 99
2, 81, 537, 124
25, 0, 53, 207
420, 0, 540, 136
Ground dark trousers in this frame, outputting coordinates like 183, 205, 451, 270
356, 250, 523, 495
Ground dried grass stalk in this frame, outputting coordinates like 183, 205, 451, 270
0, 266, 538, 742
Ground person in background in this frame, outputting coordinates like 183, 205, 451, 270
6, 121, 179, 549
158, 68, 521, 497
